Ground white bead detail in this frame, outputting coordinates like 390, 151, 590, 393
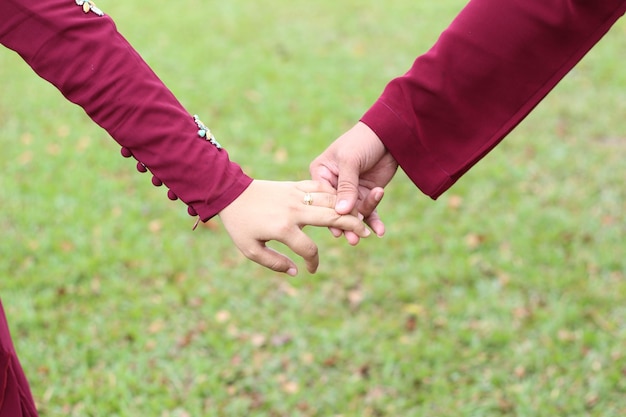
193, 115, 222, 150
75, 0, 104, 17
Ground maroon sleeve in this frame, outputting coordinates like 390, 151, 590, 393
0, 301, 38, 417
361, 0, 626, 198
0, 0, 252, 221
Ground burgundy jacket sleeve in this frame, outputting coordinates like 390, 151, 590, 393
0, 0, 253, 221
361, 0, 626, 198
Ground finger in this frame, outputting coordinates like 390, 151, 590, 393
358, 187, 385, 219
240, 241, 299, 276
296, 182, 367, 239
342, 230, 361, 246
335, 159, 361, 214
279, 230, 320, 273
298, 190, 346, 214
297, 189, 370, 240
329, 226, 343, 238
299, 191, 336, 210
297, 184, 364, 217
296, 180, 342, 195
309, 163, 338, 189
364, 210, 385, 237
338, 211, 365, 245
298, 206, 371, 238
358, 188, 385, 237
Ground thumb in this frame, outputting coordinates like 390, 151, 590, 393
335, 159, 360, 215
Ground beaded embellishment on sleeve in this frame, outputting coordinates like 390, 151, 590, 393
75, 0, 104, 16
193, 115, 222, 150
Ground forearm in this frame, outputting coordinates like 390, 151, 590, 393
0, 0, 252, 220
361, 0, 626, 198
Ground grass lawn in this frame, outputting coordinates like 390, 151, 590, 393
1, 1, 625, 416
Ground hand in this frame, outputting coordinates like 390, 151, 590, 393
310, 122, 398, 244
218, 179, 371, 276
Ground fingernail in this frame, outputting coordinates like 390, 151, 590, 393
363, 228, 371, 237
375, 190, 384, 202
287, 268, 297, 277
336, 200, 349, 212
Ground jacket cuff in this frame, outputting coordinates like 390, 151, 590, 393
361, 101, 455, 199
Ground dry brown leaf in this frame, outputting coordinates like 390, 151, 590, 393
274, 147, 288, 163
250, 333, 267, 347
148, 319, 165, 334
465, 233, 487, 249
447, 195, 463, 210
347, 286, 364, 310
271, 334, 293, 347
148, 220, 162, 234
281, 380, 299, 394
215, 310, 231, 323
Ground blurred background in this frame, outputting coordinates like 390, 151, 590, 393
1, 1, 625, 415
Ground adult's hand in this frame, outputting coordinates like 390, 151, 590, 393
310, 122, 398, 244
218, 180, 371, 276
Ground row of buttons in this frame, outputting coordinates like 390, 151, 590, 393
120, 146, 199, 217
118, 115, 221, 220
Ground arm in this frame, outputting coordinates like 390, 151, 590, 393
361, 0, 626, 198
0, 1, 370, 275
0, 0, 249, 220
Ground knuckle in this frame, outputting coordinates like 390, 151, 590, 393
337, 182, 358, 193
340, 218, 359, 232
268, 259, 287, 272
322, 210, 341, 224
325, 193, 335, 208
277, 222, 294, 236
309, 158, 320, 173
241, 245, 260, 261
303, 242, 319, 259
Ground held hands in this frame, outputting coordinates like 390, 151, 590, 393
218, 179, 371, 276
310, 122, 398, 244
219, 122, 396, 276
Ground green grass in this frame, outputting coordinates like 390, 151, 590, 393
1, 1, 625, 416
